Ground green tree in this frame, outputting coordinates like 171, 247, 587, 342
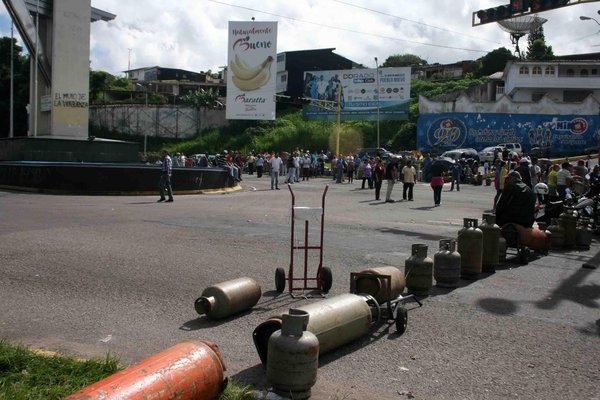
382, 54, 427, 67
475, 47, 516, 77
0, 36, 29, 137
180, 88, 221, 109
526, 39, 554, 61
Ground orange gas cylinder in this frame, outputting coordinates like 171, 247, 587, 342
510, 224, 550, 253
66, 340, 227, 400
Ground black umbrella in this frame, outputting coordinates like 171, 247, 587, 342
430, 156, 454, 172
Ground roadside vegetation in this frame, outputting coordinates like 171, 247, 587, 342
0, 341, 255, 399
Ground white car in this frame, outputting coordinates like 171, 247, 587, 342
478, 146, 503, 163
498, 143, 523, 156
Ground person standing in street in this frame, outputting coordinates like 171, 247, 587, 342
384, 156, 399, 203
450, 161, 461, 191
270, 152, 283, 190
373, 157, 385, 201
429, 160, 445, 207
401, 160, 417, 201
158, 150, 174, 203
361, 158, 373, 189
255, 154, 264, 178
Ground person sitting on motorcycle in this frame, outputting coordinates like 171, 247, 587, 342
589, 164, 600, 195
495, 170, 537, 228
556, 162, 573, 200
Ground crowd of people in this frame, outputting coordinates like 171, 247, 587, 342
157, 148, 600, 229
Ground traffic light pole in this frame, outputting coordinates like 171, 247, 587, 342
472, 0, 600, 26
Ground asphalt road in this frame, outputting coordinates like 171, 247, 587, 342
0, 174, 598, 400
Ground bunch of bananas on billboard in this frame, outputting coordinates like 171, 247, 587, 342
230, 55, 273, 91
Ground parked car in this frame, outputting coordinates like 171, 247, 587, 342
440, 148, 479, 161
498, 143, 523, 156
478, 146, 503, 163
356, 147, 394, 160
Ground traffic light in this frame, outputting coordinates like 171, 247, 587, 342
476, 5, 511, 24
510, 0, 530, 13
531, 0, 569, 11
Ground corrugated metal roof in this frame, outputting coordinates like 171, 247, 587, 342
23, 0, 116, 22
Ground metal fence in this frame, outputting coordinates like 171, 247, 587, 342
90, 105, 227, 139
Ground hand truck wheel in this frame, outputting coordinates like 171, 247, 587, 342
320, 267, 333, 292
275, 267, 286, 293
518, 246, 530, 265
395, 306, 408, 335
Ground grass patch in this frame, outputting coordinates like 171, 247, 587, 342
0, 341, 120, 399
0, 341, 257, 399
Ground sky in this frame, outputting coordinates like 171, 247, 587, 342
0, 0, 599, 76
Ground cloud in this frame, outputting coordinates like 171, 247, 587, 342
1, 0, 599, 76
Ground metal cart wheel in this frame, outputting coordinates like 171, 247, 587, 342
518, 246, 530, 265
320, 267, 333, 292
395, 306, 408, 335
275, 267, 286, 293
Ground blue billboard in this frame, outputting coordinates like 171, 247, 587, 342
417, 113, 600, 157
302, 67, 411, 121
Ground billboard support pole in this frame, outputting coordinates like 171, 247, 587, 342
336, 81, 341, 157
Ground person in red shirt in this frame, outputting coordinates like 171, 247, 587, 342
372, 157, 386, 201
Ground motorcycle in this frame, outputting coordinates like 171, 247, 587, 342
535, 178, 600, 233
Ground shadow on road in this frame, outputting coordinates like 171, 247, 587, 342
378, 227, 446, 242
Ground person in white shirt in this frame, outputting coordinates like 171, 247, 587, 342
270, 153, 283, 190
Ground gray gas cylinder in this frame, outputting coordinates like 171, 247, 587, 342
267, 311, 319, 400
547, 218, 565, 250
457, 218, 483, 279
194, 277, 262, 319
252, 293, 373, 364
480, 213, 501, 273
559, 209, 577, 249
434, 239, 461, 288
576, 218, 593, 250
405, 244, 434, 296
498, 236, 507, 263
354, 266, 405, 304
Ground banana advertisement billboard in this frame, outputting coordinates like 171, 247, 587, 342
302, 67, 411, 121
226, 21, 277, 120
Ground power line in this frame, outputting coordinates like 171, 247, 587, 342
207, 0, 489, 54
333, 0, 503, 45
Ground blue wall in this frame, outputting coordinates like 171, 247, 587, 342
417, 113, 600, 157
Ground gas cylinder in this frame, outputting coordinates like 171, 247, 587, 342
404, 244, 434, 296
559, 209, 577, 249
433, 239, 461, 288
354, 266, 405, 304
267, 311, 319, 400
66, 340, 227, 400
498, 236, 507, 263
194, 277, 262, 319
253, 293, 373, 363
547, 218, 565, 250
457, 218, 483, 279
480, 213, 501, 273
576, 218, 593, 250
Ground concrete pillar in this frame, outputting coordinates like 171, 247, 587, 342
50, 0, 91, 138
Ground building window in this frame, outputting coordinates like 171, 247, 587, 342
519, 66, 529, 75
581, 69, 589, 76
280, 74, 287, 83
566, 69, 575, 76
544, 66, 555, 76
532, 66, 542, 75
532, 92, 546, 102
277, 54, 285, 62
564, 90, 592, 102
592, 69, 598, 75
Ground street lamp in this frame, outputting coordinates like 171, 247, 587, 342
136, 82, 151, 156
579, 15, 600, 26
374, 57, 380, 149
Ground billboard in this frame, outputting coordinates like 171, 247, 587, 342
302, 67, 411, 122
417, 113, 600, 157
226, 21, 277, 120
